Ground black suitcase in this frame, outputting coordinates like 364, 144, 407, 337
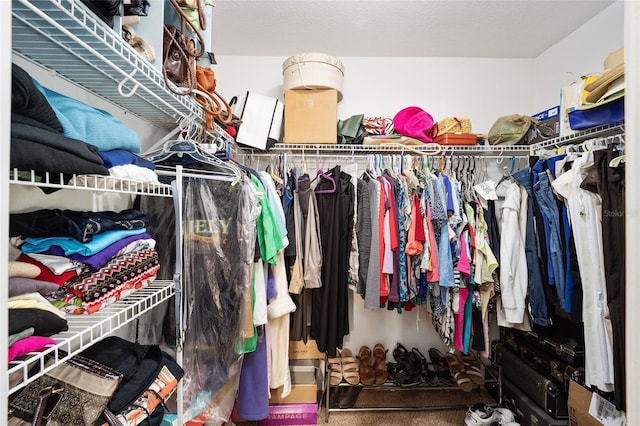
500, 326, 585, 366
500, 331, 585, 392
501, 376, 569, 426
495, 342, 568, 419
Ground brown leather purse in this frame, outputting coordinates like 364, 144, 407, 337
162, 24, 195, 95
194, 65, 232, 129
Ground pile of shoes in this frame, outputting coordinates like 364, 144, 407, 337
386, 344, 442, 387
464, 402, 520, 426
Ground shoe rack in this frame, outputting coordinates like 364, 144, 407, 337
322, 353, 495, 422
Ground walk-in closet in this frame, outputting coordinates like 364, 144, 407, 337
3, 1, 639, 426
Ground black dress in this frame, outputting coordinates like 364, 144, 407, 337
310, 166, 355, 357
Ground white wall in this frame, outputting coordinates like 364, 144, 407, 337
213, 2, 624, 136
215, 56, 535, 136
532, 1, 624, 113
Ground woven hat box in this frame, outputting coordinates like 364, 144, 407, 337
283, 52, 345, 102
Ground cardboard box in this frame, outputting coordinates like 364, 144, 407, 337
258, 403, 318, 426
268, 383, 318, 404
526, 105, 561, 144
283, 89, 338, 144
288, 339, 324, 360
568, 381, 604, 426
290, 359, 319, 384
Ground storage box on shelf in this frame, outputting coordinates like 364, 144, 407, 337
289, 338, 324, 360
283, 89, 338, 144
270, 359, 321, 405
258, 403, 318, 426
526, 106, 561, 145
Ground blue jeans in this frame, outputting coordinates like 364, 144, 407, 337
534, 172, 566, 310
435, 182, 455, 288
512, 169, 551, 326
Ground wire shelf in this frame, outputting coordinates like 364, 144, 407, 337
9, 169, 173, 197
234, 122, 625, 159
11, 0, 234, 145
8, 280, 175, 395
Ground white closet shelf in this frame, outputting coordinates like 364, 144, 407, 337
11, 0, 233, 145
263, 143, 531, 154
9, 168, 173, 197
237, 122, 625, 157
8, 280, 175, 395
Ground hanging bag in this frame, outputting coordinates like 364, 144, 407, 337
487, 114, 537, 146
8, 355, 122, 425
162, 0, 207, 95
162, 24, 196, 95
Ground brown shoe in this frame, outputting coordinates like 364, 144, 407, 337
357, 346, 376, 385
372, 343, 389, 385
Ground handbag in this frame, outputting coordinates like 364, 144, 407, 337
488, 114, 537, 146
194, 65, 232, 129
429, 117, 472, 137
162, 24, 196, 95
8, 355, 122, 426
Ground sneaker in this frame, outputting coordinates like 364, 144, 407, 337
465, 403, 517, 426
464, 403, 496, 426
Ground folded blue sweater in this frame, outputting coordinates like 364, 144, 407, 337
33, 79, 141, 153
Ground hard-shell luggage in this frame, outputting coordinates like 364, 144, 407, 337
501, 376, 569, 426
494, 342, 568, 419
500, 331, 585, 392
500, 326, 585, 366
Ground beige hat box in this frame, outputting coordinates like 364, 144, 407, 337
282, 53, 343, 144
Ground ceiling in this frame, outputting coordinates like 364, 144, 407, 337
210, 0, 615, 59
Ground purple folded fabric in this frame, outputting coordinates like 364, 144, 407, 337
9, 277, 60, 297
48, 232, 152, 270
8, 335, 56, 362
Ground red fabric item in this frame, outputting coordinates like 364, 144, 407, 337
414, 195, 426, 242
17, 253, 78, 286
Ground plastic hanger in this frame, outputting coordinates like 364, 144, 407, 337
147, 138, 242, 180
312, 168, 337, 194
609, 155, 626, 167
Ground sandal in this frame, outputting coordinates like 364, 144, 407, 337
372, 343, 389, 385
357, 346, 376, 385
341, 348, 360, 386
411, 347, 439, 385
428, 348, 455, 386
328, 353, 343, 386
460, 352, 485, 385
445, 351, 473, 392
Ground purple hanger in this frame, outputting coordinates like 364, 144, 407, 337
313, 169, 336, 194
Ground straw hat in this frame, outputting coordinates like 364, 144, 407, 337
584, 47, 624, 103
